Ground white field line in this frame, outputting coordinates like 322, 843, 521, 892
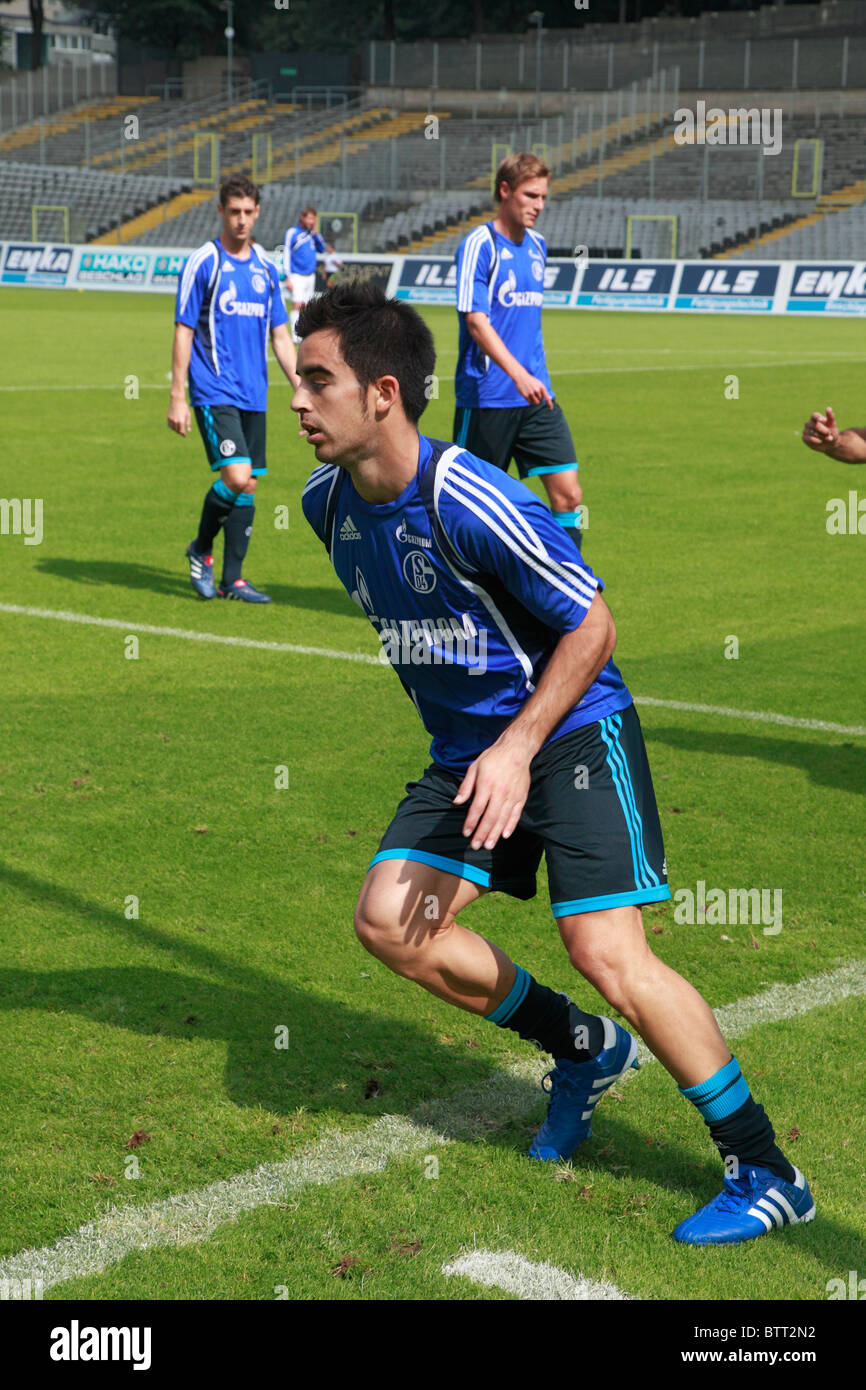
442, 1250, 633, 1301
0, 354, 862, 393
1, 959, 863, 1294
2, 602, 865, 738
633, 696, 866, 740
0, 604, 381, 665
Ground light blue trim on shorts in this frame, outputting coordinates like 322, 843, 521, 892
210, 454, 253, 473
368, 848, 490, 888
526, 462, 579, 476
550, 885, 671, 919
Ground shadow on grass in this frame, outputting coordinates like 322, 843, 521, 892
2, 862, 860, 1272
35, 558, 365, 618
645, 723, 866, 797
0, 861, 520, 1122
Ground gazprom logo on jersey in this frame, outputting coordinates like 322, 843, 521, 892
151, 252, 186, 287
395, 517, 432, 549
2, 243, 73, 285
576, 262, 676, 309
397, 258, 457, 303
218, 279, 265, 317
675, 263, 778, 311
77, 250, 149, 285
787, 263, 866, 315
373, 615, 488, 674
497, 269, 543, 308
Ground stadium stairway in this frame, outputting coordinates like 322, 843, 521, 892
717, 178, 866, 258
0, 97, 155, 157
263, 109, 444, 184
90, 189, 214, 245
409, 116, 670, 254
91, 99, 269, 173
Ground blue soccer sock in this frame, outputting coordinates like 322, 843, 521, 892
680, 1055, 796, 1182
485, 965, 605, 1062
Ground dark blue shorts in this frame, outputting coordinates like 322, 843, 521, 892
370, 703, 670, 919
194, 405, 267, 476
453, 400, 578, 481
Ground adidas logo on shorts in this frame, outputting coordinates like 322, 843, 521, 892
339, 515, 361, 541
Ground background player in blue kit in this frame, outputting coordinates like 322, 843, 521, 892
168, 174, 298, 603
283, 206, 333, 342
295, 282, 815, 1247
454, 153, 585, 551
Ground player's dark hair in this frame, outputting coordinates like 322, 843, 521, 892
219, 173, 261, 206
297, 282, 435, 425
300, 204, 317, 216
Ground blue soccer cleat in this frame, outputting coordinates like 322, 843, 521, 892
185, 542, 216, 599
529, 1017, 640, 1162
217, 578, 273, 604
672, 1164, 816, 1245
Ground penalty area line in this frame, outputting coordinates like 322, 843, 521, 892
0, 959, 864, 1295
1, 602, 864, 737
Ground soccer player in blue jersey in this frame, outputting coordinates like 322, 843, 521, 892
283, 206, 332, 342
454, 153, 584, 550
294, 282, 815, 1247
169, 174, 298, 603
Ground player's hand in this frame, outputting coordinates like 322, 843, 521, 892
167, 397, 191, 435
802, 407, 839, 452
514, 368, 554, 409
453, 737, 533, 851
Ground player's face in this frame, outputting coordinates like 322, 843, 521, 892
218, 196, 260, 245
501, 176, 548, 228
291, 329, 376, 467
300, 211, 316, 230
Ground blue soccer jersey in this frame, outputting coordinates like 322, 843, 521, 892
454, 222, 552, 409
175, 240, 288, 412
302, 435, 632, 773
284, 223, 326, 277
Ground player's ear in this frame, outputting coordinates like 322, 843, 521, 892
373, 374, 401, 414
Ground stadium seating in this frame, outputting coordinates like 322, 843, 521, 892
0, 160, 188, 242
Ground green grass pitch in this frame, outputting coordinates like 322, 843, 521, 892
1, 287, 864, 1301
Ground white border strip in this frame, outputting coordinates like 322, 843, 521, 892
443, 1250, 633, 1300
1, 960, 863, 1294
1, 603, 863, 736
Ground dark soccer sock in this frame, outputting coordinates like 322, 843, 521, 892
485, 965, 606, 1062
221, 495, 255, 587
195, 479, 237, 555
552, 510, 583, 552
680, 1055, 796, 1183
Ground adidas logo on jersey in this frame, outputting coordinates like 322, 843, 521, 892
339, 515, 361, 540
500, 247, 513, 259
